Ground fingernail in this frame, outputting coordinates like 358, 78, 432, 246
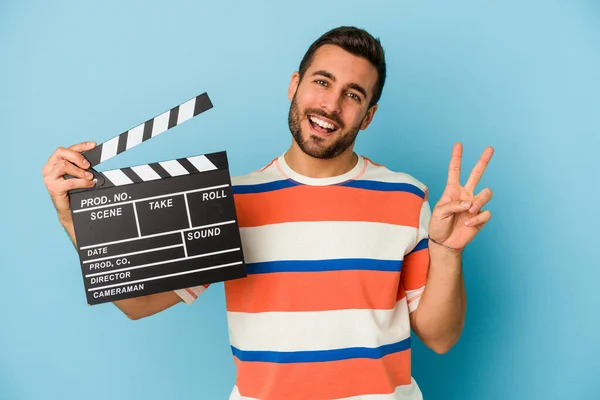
461, 201, 471, 207
86, 172, 93, 178
464, 219, 473, 226
469, 205, 478, 213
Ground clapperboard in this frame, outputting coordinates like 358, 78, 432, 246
68, 92, 246, 305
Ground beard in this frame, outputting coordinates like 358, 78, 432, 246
287, 94, 364, 159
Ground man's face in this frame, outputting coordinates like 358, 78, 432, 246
287, 44, 379, 159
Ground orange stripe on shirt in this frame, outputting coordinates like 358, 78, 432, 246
234, 185, 422, 228
225, 270, 402, 313
233, 349, 412, 400
396, 283, 406, 303
400, 248, 430, 291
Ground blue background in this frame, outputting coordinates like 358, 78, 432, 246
1, 0, 598, 399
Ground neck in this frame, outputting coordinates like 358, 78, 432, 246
284, 141, 358, 178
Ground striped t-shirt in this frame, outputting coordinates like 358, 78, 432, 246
175, 153, 431, 400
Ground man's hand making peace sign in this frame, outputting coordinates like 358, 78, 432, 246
429, 143, 495, 251
409, 143, 494, 355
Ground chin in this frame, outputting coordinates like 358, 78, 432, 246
298, 135, 349, 160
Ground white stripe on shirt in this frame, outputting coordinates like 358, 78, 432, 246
240, 221, 416, 264
227, 298, 410, 352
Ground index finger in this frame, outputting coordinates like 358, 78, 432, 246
465, 146, 494, 192
446, 142, 463, 186
69, 141, 96, 153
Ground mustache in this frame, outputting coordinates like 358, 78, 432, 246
305, 108, 344, 129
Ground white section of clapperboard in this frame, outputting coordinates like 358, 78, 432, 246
187, 155, 218, 172
159, 160, 188, 176
152, 110, 170, 137
177, 97, 196, 124
130, 164, 161, 181
100, 136, 119, 162
126, 123, 145, 150
103, 170, 133, 186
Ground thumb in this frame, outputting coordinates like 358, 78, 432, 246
434, 200, 471, 218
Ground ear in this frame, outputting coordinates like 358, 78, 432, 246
360, 104, 379, 130
288, 72, 300, 101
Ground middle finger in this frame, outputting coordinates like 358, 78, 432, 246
464, 146, 494, 192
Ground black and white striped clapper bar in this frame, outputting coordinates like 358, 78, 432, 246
68, 92, 246, 305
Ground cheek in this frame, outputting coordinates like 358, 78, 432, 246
296, 89, 321, 110
345, 107, 368, 128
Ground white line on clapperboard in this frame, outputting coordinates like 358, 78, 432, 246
180, 232, 188, 258
85, 247, 241, 278
84, 244, 184, 264
88, 261, 244, 292
73, 183, 229, 214
132, 203, 142, 237
79, 219, 236, 250
183, 194, 193, 228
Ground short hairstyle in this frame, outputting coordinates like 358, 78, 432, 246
298, 26, 387, 108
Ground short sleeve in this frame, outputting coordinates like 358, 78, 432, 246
174, 284, 210, 304
400, 197, 431, 313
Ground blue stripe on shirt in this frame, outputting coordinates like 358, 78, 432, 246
247, 258, 402, 274
338, 180, 425, 198
232, 179, 425, 197
411, 238, 429, 253
231, 337, 411, 364
233, 179, 298, 194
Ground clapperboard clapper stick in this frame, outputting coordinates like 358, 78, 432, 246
68, 92, 246, 305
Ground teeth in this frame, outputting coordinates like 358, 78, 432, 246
310, 116, 336, 130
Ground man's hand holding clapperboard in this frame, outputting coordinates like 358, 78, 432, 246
42, 92, 246, 306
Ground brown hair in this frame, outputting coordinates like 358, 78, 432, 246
298, 26, 387, 108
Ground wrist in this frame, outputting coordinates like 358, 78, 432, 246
428, 238, 463, 269
58, 212, 73, 225
428, 241, 463, 260
428, 234, 463, 253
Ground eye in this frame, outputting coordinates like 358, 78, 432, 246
315, 79, 328, 87
346, 92, 361, 102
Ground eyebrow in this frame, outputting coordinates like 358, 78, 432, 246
311, 70, 368, 100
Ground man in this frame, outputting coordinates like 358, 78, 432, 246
42, 26, 493, 399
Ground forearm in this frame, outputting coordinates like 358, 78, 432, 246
59, 215, 78, 248
113, 291, 182, 320
411, 242, 466, 353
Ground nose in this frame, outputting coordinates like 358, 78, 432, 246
320, 90, 342, 115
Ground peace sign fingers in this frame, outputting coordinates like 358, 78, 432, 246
465, 146, 494, 192
446, 142, 463, 187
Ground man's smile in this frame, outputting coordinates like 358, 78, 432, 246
308, 114, 340, 135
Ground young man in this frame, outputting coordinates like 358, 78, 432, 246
43, 26, 494, 400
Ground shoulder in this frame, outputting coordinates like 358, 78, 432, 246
361, 155, 428, 196
231, 157, 282, 187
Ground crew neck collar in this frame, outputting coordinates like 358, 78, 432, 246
275, 152, 367, 186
